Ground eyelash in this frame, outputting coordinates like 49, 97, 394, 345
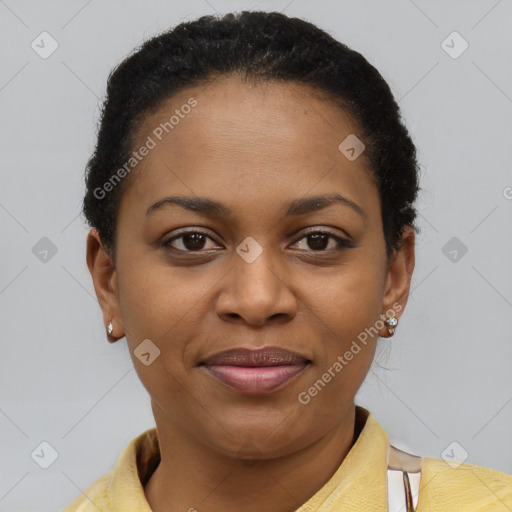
160, 228, 356, 254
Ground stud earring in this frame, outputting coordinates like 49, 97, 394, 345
107, 319, 114, 336
384, 315, 398, 336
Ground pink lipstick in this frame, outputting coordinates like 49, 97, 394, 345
201, 347, 310, 393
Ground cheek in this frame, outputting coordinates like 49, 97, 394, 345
294, 272, 381, 425
115, 260, 204, 411
116, 253, 221, 385
307, 260, 384, 333
116, 251, 202, 337
299, 256, 384, 386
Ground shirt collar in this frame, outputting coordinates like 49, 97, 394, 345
106, 405, 389, 511
297, 405, 389, 510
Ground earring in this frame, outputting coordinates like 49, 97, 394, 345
107, 319, 114, 336
384, 315, 398, 336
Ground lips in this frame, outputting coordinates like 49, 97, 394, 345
201, 347, 311, 393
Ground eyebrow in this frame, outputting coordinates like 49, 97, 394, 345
146, 193, 365, 218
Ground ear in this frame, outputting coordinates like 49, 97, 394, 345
86, 228, 124, 342
379, 225, 415, 336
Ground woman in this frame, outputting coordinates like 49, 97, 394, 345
63, 11, 512, 512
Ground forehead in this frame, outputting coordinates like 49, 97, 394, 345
121, 76, 378, 224
135, 75, 366, 158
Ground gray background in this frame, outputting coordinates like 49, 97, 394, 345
1, 0, 511, 510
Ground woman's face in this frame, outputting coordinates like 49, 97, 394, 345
88, 76, 414, 459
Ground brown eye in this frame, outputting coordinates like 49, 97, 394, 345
292, 230, 355, 252
161, 231, 220, 252
303, 233, 333, 251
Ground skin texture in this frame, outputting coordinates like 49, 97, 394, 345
86, 75, 415, 511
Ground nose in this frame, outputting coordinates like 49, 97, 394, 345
215, 245, 297, 327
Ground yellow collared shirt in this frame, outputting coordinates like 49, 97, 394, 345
62, 407, 512, 511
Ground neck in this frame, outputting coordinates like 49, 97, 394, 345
144, 403, 363, 512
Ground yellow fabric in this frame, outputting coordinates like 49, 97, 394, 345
62, 407, 512, 511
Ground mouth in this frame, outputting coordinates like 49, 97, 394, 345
199, 347, 311, 394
